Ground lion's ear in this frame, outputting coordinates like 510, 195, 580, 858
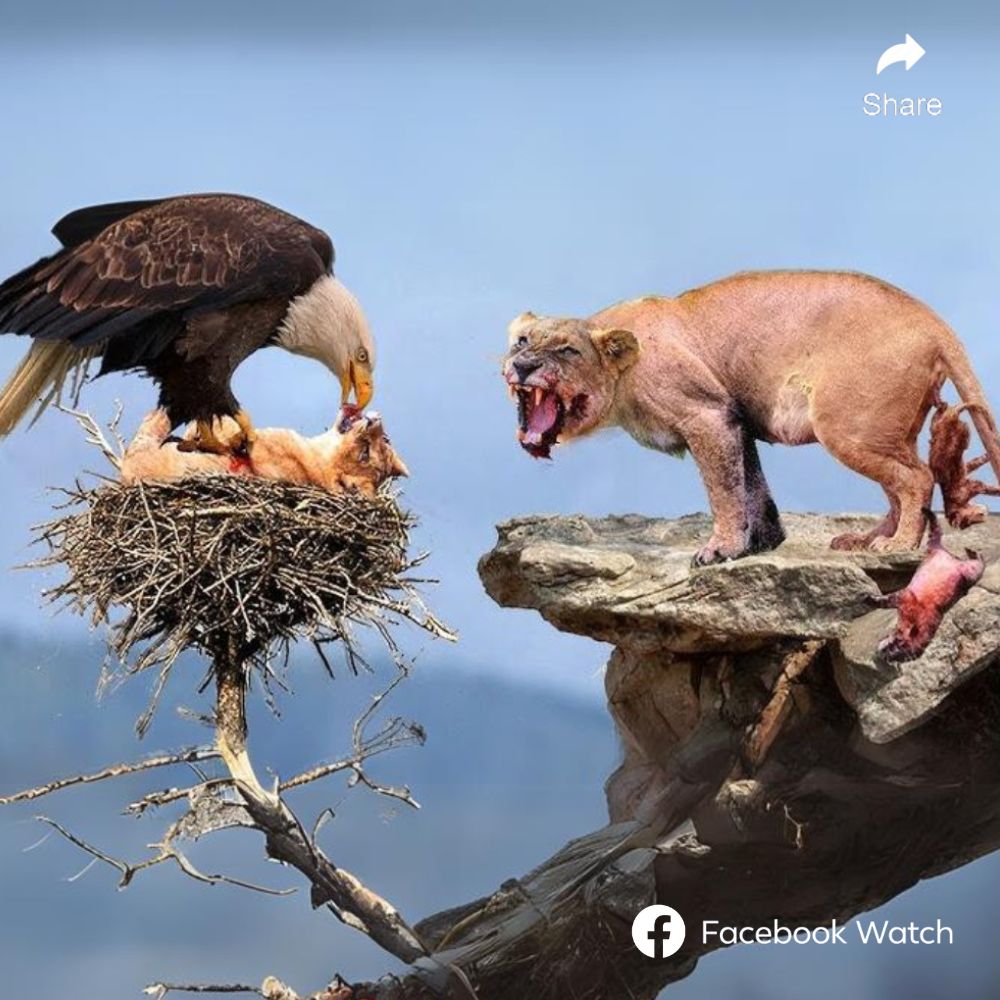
591, 328, 639, 370
507, 311, 538, 341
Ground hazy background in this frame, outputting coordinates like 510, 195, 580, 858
1, 1, 999, 997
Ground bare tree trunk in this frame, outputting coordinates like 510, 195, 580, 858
211, 642, 429, 967
316, 513, 1000, 1000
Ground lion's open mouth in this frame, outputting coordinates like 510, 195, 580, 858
513, 385, 565, 459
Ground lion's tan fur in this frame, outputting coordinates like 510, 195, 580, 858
505, 270, 1000, 562
121, 409, 408, 496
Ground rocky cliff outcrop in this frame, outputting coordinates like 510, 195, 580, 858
480, 511, 1000, 748
352, 512, 1000, 1000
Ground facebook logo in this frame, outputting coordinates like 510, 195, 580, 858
632, 904, 687, 958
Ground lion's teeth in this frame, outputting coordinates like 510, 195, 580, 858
534, 387, 542, 406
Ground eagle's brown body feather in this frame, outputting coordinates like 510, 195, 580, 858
0, 193, 334, 429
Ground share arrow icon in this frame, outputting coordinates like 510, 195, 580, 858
876, 34, 926, 75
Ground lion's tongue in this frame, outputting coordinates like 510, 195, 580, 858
522, 392, 559, 446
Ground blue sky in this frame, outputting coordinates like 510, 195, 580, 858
1, 4, 1000, 994
2, 0, 998, 701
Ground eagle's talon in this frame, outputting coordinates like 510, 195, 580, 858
176, 418, 233, 456
229, 432, 253, 459
233, 409, 257, 454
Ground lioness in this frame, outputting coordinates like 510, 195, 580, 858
504, 271, 1000, 564
121, 406, 408, 496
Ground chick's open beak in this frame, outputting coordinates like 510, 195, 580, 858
340, 360, 374, 409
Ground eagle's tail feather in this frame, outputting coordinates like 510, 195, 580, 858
0, 341, 96, 436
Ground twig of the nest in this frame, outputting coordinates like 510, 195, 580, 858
32, 473, 454, 735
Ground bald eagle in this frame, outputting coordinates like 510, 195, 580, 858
0, 193, 375, 453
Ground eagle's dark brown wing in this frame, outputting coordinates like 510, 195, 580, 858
0, 194, 334, 350
51, 197, 170, 248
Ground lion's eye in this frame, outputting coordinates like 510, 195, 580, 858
358, 443, 370, 463
356, 347, 369, 363
515, 335, 528, 348
558, 345, 581, 357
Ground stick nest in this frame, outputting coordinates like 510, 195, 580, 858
34, 475, 452, 699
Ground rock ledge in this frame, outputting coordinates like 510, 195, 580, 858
479, 511, 1000, 743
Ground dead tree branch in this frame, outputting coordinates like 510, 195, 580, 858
0, 747, 219, 805
57, 401, 125, 471
143, 984, 263, 999
37, 813, 295, 896
212, 647, 428, 965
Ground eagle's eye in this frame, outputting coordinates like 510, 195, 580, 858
356, 347, 370, 363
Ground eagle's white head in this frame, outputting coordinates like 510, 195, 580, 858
275, 275, 376, 408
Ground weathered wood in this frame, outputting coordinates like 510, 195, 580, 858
321, 513, 1000, 1000
212, 648, 429, 969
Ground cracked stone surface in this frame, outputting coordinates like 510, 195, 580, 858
479, 511, 1000, 743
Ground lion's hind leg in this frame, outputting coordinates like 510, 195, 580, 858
812, 356, 936, 552
830, 490, 900, 551
817, 434, 933, 552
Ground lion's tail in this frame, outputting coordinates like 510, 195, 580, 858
0, 341, 94, 436
941, 334, 1000, 483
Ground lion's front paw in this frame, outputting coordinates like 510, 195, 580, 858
692, 536, 747, 567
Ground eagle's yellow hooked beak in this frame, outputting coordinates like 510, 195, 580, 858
340, 360, 374, 410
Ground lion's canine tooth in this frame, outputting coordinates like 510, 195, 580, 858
534, 387, 542, 406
